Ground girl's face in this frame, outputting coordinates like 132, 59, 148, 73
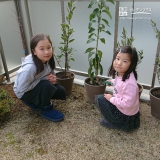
33, 39, 53, 63
113, 52, 131, 77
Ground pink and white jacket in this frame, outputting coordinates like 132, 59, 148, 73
110, 72, 139, 116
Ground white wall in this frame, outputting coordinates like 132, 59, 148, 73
0, 1, 24, 72
0, 0, 160, 87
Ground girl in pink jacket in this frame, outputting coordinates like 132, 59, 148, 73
95, 46, 140, 132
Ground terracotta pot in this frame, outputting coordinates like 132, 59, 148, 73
150, 87, 160, 119
137, 83, 143, 98
56, 71, 75, 96
84, 77, 106, 103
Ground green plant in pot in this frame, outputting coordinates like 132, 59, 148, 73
117, 27, 144, 97
84, 0, 114, 103
55, 0, 76, 95
150, 19, 160, 118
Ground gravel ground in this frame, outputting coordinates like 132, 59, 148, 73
0, 83, 160, 160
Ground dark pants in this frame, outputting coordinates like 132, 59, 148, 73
21, 80, 66, 107
95, 94, 140, 132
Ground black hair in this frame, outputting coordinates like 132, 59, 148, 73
30, 34, 55, 74
108, 46, 138, 81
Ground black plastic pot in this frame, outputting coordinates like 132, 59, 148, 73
56, 71, 75, 96
84, 77, 106, 104
150, 87, 160, 119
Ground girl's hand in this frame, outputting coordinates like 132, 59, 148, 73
104, 79, 113, 86
104, 94, 112, 101
46, 73, 56, 84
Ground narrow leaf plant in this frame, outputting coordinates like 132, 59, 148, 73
117, 27, 143, 65
85, 0, 114, 85
151, 20, 160, 84
57, 0, 76, 77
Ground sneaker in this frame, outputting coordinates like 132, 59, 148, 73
99, 118, 116, 129
22, 100, 41, 111
40, 102, 64, 122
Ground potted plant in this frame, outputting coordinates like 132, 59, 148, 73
149, 19, 160, 118
84, 0, 114, 103
117, 27, 144, 98
55, 0, 76, 95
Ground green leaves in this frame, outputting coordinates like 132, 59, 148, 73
57, 0, 76, 72
151, 20, 160, 84
117, 27, 143, 65
156, 53, 160, 84
93, 8, 100, 17
85, 0, 114, 84
88, 0, 97, 8
85, 47, 95, 53
102, 9, 112, 19
137, 50, 143, 64
87, 38, 95, 44
98, 50, 102, 61
103, 30, 111, 35
87, 53, 103, 84
88, 33, 95, 39
99, 63, 103, 75
88, 20, 96, 29
151, 19, 160, 40
100, 38, 105, 44
107, 0, 114, 4
102, 19, 109, 26
69, 39, 75, 43
88, 27, 95, 33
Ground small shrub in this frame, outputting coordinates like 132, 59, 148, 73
0, 89, 15, 116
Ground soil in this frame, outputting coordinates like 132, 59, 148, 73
56, 71, 74, 79
151, 88, 160, 98
0, 83, 160, 160
85, 77, 106, 86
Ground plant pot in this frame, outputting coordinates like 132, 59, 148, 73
150, 87, 160, 119
56, 71, 75, 96
84, 77, 106, 104
137, 83, 143, 98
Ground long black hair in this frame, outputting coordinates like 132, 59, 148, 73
30, 34, 55, 74
108, 46, 138, 81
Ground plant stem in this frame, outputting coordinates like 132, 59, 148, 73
95, 2, 102, 83
64, 2, 72, 76
131, 0, 134, 38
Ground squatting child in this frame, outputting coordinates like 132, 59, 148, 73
95, 46, 140, 132
13, 34, 66, 122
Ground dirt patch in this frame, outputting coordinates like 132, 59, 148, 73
0, 83, 159, 160
56, 72, 74, 79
